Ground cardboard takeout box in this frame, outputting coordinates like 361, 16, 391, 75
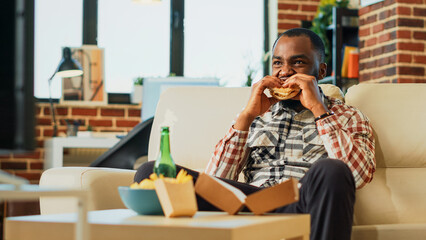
195, 173, 299, 215
154, 179, 198, 218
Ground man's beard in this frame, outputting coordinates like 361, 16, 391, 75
283, 99, 305, 112
282, 68, 320, 112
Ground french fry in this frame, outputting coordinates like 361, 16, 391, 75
149, 173, 158, 181
129, 170, 193, 189
176, 169, 192, 184
181, 175, 193, 184
139, 179, 155, 189
176, 170, 185, 183
130, 182, 140, 189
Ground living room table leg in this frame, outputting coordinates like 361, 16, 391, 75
75, 195, 89, 240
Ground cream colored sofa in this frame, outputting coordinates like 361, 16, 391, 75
40, 84, 426, 240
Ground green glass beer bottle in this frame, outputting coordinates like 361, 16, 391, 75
153, 126, 177, 178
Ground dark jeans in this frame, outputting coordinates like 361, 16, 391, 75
134, 158, 355, 240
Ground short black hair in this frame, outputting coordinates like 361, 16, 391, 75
272, 28, 326, 63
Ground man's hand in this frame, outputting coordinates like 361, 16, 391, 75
234, 74, 282, 131
282, 73, 329, 117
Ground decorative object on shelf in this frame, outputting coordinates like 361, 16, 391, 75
310, 0, 349, 63
131, 77, 144, 104
341, 45, 357, 78
65, 119, 82, 137
61, 45, 107, 105
77, 125, 94, 138
48, 47, 84, 137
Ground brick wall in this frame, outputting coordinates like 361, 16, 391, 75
277, 0, 320, 33
358, 0, 426, 83
0, 102, 142, 184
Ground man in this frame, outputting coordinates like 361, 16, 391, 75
135, 28, 375, 240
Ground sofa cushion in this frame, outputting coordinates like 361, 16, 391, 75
40, 167, 135, 214
345, 83, 426, 168
352, 223, 426, 240
354, 168, 426, 225
346, 83, 426, 226
319, 83, 344, 101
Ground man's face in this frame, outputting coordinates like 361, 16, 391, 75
272, 36, 326, 81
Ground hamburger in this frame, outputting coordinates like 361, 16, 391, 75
269, 87, 301, 100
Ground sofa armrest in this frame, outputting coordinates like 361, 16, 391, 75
39, 167, 136, 215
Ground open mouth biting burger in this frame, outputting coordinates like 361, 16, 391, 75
269, 87, 301, 100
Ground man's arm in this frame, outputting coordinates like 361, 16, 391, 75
316, 103, 376, 189
204, 127, 251, 180
234, 74, 282, 131
206, 73, 282, 179
282, 74, 375, 188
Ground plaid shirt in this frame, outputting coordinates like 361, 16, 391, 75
205, 95, 375, 189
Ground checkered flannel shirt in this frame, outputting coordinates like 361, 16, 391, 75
205, 95, 376, 189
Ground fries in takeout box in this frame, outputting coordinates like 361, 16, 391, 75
130, 170, 197, 218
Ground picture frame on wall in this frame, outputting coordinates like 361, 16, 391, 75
60, 45, 107, 105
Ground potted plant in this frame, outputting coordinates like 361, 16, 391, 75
131, 77, 144, 104
244, 51, 270, 87
244, 66, 256, 87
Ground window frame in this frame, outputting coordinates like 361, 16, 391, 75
82, 0, 270, 83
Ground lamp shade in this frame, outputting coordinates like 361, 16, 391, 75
55, 47, 83, 78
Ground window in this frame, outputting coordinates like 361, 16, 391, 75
34, 0, 83, 99
184, 0, 264, 87
34, 1, 266, 98
97, 0, 170, 93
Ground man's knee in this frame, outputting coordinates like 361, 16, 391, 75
134, 161, 155, 182
308, 158, 355, 190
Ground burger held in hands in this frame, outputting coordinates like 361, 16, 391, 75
269, 86, 301, 100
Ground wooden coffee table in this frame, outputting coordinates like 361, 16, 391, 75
5, 209, 309, 240
0, 184, 89, 240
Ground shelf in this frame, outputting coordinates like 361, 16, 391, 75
327, 25, 358, 30
304, 7, 359, 90
331, 7, 359, 89
319, 76, 335, 84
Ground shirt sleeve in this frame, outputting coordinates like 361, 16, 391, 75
316, 104, 376, 189
204, 126, 250, 181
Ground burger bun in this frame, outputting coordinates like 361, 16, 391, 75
269, 87, 301, 100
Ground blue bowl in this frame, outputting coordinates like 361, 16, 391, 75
118, 186, 164, 215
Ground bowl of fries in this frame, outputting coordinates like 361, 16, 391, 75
118, 170, 194, 216
118, 190, 163, 215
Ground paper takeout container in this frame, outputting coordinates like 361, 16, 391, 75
154, 179, 198, 218
195, 173, 299, 215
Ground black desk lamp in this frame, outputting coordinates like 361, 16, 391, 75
48, 47, 83, 137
